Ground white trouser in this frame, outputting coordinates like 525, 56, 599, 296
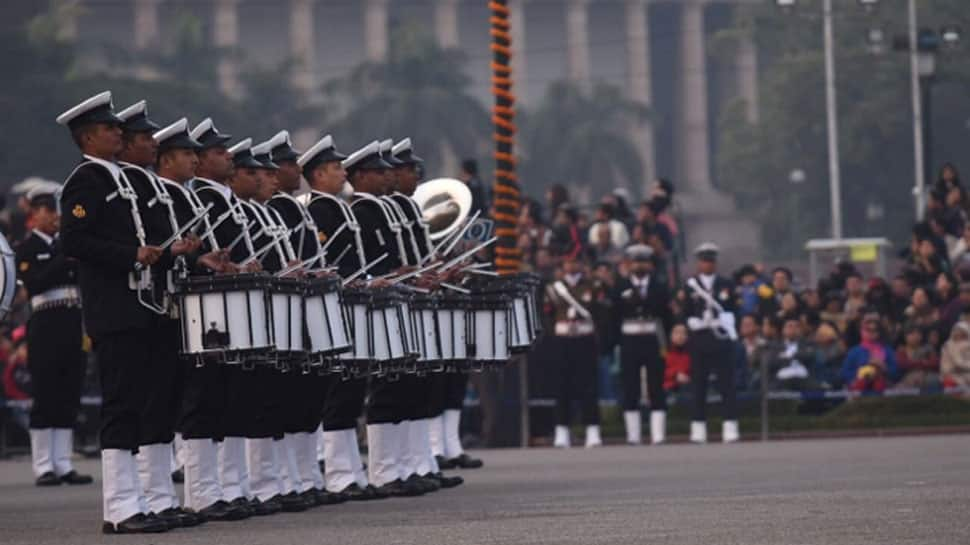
429, 415, 445, 458
173, 433, 185, 471
323, 429, 367, 492
293, 432, 324, 491
624, 411, 642, 445
366, 423, 401, 488
315, 425, 326, 462
443, 409, 464, 458
29, 429, 53, 477
218, 436, 250, 501
246, 437, 284, 502
136, 442, 179, 513
102, 449, 144, 524
398, 420, 417, 479
280, 433, 303, 493
52, 428, 75, 476
411, 418, 437, 476
183, 438, 222, 511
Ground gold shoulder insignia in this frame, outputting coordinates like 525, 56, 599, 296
318, 231, 328, 243
18, 261, 29, 272
72, 204, 87, 219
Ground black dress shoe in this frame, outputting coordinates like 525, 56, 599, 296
60, 470, 94, 485
171, 468, 185, 484
431, 472, 464, 488
338, 483, 385, 501
375, 479, 425, 498
102, 513, 169, 534
35, 471, 61, 487
315, 489, 347, 505
197, 500, 250, 522
157, 507, 204, 528
276, 492, 310, 512
249, 497, 282, 517
407, 474, 440, 493
435, 455, 456, 470
228, 496, 254, 518
299, 489, 321, 508
449, 454, 484, 469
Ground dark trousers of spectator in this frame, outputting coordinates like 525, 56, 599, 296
550, 335, 599, 426
620, 335, 665, 412
27, 307, 85, 429
687, 330, 737, 422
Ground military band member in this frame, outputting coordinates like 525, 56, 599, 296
17, 187, 92, 488
613, 244, 673, 445
180, 118, 252, 521
263, 134, 345, 506
299, 136, 386, 500
684, 243, 740, 444
545, 251, 607, 448
118, 111, 206, 529
57, 91, 170, 533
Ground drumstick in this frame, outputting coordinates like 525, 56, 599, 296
225, 227, 256, 253
194, 206, 238, 242
318, 223, 348, 256
387, 261, 443, 284
157, 203, 213, 249
239, 231, 287, 266
463, 269, 500, 277
439, 209, 482, 258
341, 253, 388, 286
439, 282, 471, 294
420, 209, 481, 265
437, 236, 497, 273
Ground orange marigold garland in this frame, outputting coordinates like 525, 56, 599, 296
490, 1, 521, 275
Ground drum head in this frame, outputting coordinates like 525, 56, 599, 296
0, 234, 15, 320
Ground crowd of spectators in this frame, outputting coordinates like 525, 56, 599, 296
517, 166, 970, 402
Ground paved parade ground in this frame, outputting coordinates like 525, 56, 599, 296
0, 434, 968, 545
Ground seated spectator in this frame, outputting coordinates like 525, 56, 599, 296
941, 322, 970, 392
904, 233, 947, 288
801, 289, 822, 313
635, 200, 673, 252
734, 265, 765, 316
841, 315, 900, 394
947, 223, 970, 271
776, 291, 802, 322
941, 186, 968, 237
756, 267, 794, 318
889, 275, 913, 323
663, 324, 690, 392
813, 321, 845, 388
895, 325, 940, 390
767, 317, 819, 391
819, 291, 847, 334
738, 314, 764, 390
750, 316, 782, 388
902, 286, 940, 334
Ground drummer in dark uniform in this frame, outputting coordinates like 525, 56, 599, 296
613, 244, 672, 445
544, 249, 607, 448
181, 118, 253, 522
684, 242, 740, 444
264, 133, 347, 506
57, 91, 170, 534
17, 187, 92, 488
389, 138, 467, 487
299, 135, 383, 501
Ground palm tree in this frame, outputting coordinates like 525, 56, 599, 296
519, 82, 648, 201
324, 25, 491, 177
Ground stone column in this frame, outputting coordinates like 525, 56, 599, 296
214, 0, 241, 98
290, 0, 317, 93
434, 0, 460, 49
509, 0, 528, 105
625, 0, 657, 190
678, 0, 712, 194
133, 0, 160, 50
565, 0, 590, 90
364, 0, 389, 62
736, 31, 760, 125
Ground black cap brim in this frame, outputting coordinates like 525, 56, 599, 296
122, 117, 161, 133
233, 156, 263, 169
159, 134, 204, 153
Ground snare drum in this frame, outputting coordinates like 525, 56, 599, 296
467, 282, 512, 368
370, 287, 413, 373
304, 275, 352, 367
409, 292, 441, 369
0, 234, 17, 321
338, 287, 374, 376
436, 291, 471, 367
175, 273, 275, 365
502, 275, 539, 353
270, 277, 306, 364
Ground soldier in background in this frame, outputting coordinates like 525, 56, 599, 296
17, 187, 91, 487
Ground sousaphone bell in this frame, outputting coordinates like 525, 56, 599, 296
413, 178, 472, 241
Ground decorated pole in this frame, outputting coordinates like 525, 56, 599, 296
489, 0, 521, 275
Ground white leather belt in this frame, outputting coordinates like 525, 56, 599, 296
621, 320, 658, 335
554, 321, 594, 336
30, 286, 81, 312
687, 317, 712, 332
